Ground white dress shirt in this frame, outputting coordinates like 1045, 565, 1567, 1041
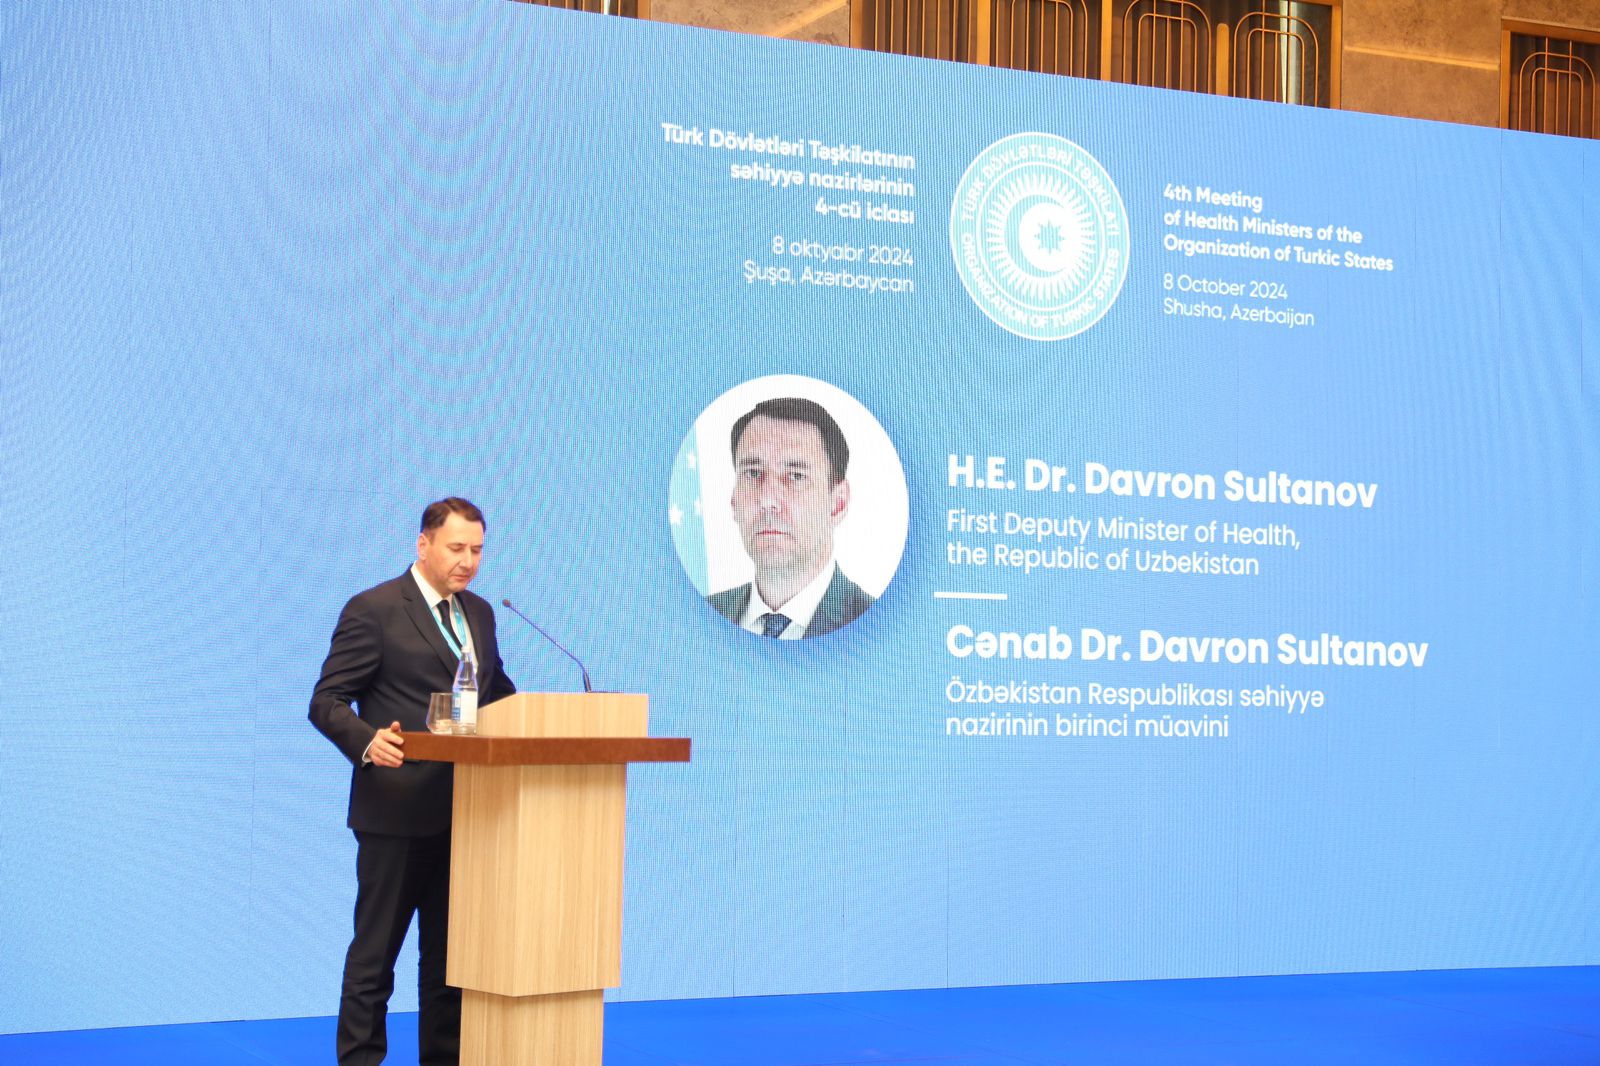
410, 563, 476, 663
736, 558, 837, 640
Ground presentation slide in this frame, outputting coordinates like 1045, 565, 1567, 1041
2, 1, 1597, 1034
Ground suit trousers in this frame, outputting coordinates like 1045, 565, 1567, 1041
337, 829, 460, 1065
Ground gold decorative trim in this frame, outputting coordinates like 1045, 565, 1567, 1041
1343, 43, 1498, 72
768, 0, 850, 39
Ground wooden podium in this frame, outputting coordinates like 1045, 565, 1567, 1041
402, 693, 689, 1064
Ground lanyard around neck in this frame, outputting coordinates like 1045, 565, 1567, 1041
431, 595, 470, 659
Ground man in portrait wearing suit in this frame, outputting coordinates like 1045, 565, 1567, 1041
310, 497, 517, 1066
706, 397, 875, 639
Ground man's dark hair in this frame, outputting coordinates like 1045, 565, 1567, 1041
420, 496, 485, 534
730, 397, 849, 485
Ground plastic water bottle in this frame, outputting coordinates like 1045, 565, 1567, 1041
452, 649, 478, 735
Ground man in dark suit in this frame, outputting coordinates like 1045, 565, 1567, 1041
310, 497, 516, 1066
705, 397, 875, 639
706, 564, 873, 639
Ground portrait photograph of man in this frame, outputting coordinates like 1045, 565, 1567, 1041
669, 376, 908, 640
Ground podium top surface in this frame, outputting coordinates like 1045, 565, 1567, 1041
400, 733, 690, 766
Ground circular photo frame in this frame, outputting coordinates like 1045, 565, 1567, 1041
668, 375, 909, 640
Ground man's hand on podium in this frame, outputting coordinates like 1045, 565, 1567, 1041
368, 721, 405, 768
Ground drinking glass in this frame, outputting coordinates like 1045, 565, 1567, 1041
426, 692, 455, 734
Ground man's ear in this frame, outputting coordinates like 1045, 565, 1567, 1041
829, 478, 851, 524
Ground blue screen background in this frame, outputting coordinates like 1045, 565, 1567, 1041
1, 0, 1597, 1034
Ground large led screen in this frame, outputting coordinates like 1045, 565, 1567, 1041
2, 0, 1597, 1034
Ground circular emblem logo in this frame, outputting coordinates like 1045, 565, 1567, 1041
950, 133, 1129, 341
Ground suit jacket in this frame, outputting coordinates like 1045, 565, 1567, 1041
310, 570, 516, 836
706, 564, 875, 639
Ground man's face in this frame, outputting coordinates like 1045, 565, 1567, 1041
730, 415, 849, 581
416, 513, 484, 597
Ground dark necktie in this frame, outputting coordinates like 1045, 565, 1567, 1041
436, 600, 460, 645
759, 612, 792, 639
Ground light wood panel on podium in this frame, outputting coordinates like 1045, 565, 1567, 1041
403, 692, 690, 1065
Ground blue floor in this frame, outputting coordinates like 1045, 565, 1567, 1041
3, 967, 1597, 1064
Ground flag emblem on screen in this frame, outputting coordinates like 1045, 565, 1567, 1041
669, 430, 710, 595
950, 132, 1129, 341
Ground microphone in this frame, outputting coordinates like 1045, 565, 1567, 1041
501, 598, 594, 693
